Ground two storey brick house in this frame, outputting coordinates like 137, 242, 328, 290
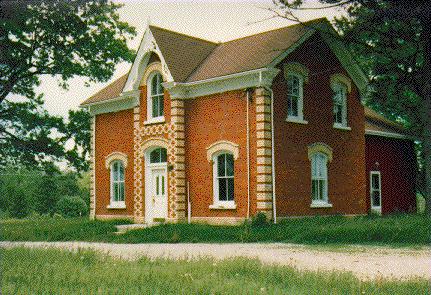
81, 19, 416, 224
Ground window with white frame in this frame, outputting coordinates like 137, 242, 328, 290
332, 82, 348, 127
370, 171, 382, 209
213, 152, 234, 204
147, 72, 164, 121
110, 160, 125, 207
311, 153, 328, 203
286, 73, 304, 120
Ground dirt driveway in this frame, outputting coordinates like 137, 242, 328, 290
1, 241, 430, 281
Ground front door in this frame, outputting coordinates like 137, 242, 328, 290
151, 168, 167, 220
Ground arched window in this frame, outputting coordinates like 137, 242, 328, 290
284, 62, 308, 124
332, 82, 347, 127
311, 153, 328, 204
110, 160, 125, 207
213, 152, 235, 204
147, 72, 164, 121
149, 147, 167, 164
286, 73, 303, 119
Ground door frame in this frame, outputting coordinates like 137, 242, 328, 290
144, 147, 168, 223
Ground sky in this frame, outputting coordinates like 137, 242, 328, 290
26, 0, 344, 119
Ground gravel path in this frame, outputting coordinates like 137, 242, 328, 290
1, 241, 430, 281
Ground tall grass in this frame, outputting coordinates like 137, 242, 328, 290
1, 214, 430, 246
1, 247, 428, 294
0, 216, 129, 242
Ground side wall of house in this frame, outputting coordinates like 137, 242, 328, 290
365, 135, 417, 214
184, 90, 256, 224
94, 110, 135, 219
272, 34, 367, 217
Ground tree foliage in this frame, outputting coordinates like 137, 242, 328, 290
0, 0, 136, 171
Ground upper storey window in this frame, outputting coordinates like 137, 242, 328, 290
286, 74, 303, 120
284, 63, 308, 124
147, 72, 164, 122
330, 73, 352, 130
332, 82, 347, 126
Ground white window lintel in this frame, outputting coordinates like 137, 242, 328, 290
206, 140, 239, 162
105, 152, 128, 169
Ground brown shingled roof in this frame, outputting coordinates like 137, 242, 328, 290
80, 74, 128, 106
187, 21, 314, 82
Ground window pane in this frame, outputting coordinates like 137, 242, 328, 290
219, 178, 227, 201
156, 74, 163, 94
318, 180, 325, 201
151, 74, 158, 95
112, 162, 119, 181
288, 96, 298, 117
114, 183, 119, 201
150, 149, 159, 163
312, 180, 318, 200
372, 191, 381, 206
152, 96, 159, 118
156, 176, 159, 195
372, 174, 380, 190
119, 182, 124, 201
227, 178, 234, 201
218, 154, 226, 177
158, 96, 164, 117
162, 176, 165, 195
160, 148, 167, 163
226, 154, 234, 176
287, 75, 299, 95
119, 164, 124, 181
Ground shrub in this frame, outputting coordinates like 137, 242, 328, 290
56, 196, 88, 218
7, 190, 31, 218
251, 212, 269, 227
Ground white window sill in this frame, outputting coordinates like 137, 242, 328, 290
209, 203, 237, 210
107, 203, 126, 209
144, 117, 165, 125
310, 202, 333, 208
333, 124, 351, 131
286, 117, 308, 124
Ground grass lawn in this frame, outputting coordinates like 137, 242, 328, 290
1, 214, 430, 247
1, 247, 429, 295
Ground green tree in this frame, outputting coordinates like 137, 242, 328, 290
0, 0, 136, 171
273, 0, 431, 214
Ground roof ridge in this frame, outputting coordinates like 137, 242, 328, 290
220, 17, 327, 45
149, 25, 218, 45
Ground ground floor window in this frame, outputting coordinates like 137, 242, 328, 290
311, 152, 328, 203
214, 152, 234, 202
110, 160, 125, 206
370, 171, 382, 210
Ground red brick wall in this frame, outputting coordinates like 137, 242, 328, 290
365, 135, 416, 214
94, 109, 135, 217
273, 34, 367, 216
184, 90, 256, 218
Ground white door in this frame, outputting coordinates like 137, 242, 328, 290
151, 168, 167, 220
